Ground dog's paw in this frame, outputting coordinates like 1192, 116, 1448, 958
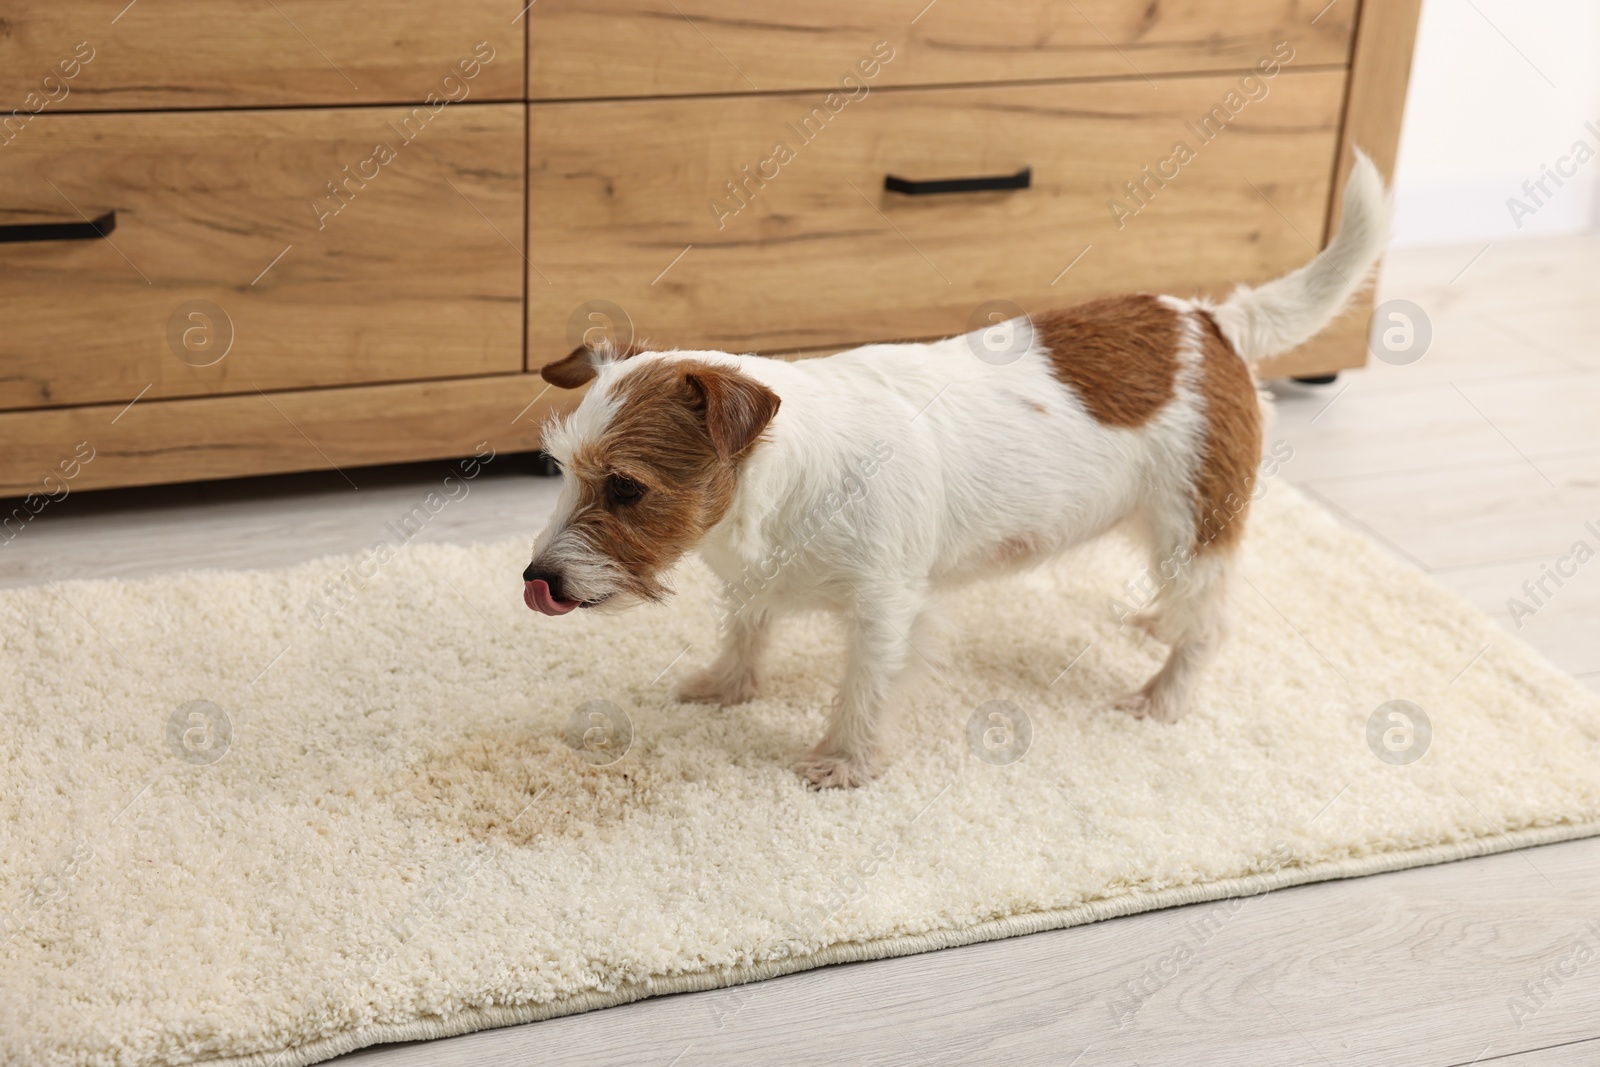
1114, 689, 1152, 719
676, 667, 758, 706
795, 752, 878, 790
1127, 611, 1171, 643
1115, 685, 1185, 724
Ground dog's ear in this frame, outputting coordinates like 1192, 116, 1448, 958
540, 345, 600, 388
683, 365, 781, 460
539, 339, 645, 388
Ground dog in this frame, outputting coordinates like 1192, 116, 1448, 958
524, 152, 1390, 788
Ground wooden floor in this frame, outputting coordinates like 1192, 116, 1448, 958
7, 236, 1600, 1066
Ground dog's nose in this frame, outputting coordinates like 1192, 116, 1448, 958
523, 564, 566, 601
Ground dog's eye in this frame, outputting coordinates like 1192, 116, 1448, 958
607, 474, 645, 505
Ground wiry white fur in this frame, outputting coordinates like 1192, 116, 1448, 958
1206, 151, 1391, 364
527, 383, 633, 609
532, 159, 1390, 787
549, 335, 1221, 787
1114, 299, 1238, 723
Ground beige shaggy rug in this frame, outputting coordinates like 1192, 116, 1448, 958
4, 484, 1600, 1067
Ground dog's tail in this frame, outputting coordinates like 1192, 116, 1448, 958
1207, 150, 1391, 365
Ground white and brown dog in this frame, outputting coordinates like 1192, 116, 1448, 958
525, 153, 1390, 788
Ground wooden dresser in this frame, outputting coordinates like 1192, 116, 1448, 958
0, 0, 1421, 497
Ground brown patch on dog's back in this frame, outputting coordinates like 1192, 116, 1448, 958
1036, 294, 1181, 427
1192, 312, 1263, 552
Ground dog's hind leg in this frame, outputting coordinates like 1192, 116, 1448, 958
795, 583, 923, 789
677, 604, 771, 706
1117, 298, 1261, 723
1117, 546, 1235, 723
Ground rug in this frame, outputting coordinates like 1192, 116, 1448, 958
3, 483, 1598, 1067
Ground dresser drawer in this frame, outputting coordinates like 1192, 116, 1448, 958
0, 2, 522, 111
0, 105, 524, 411
527, 70, 1345, 359
527, 0, 1353, 99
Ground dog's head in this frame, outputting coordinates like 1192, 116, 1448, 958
523, 341, 780, 616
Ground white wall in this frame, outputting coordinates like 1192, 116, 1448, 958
1391, 0, 1600, 247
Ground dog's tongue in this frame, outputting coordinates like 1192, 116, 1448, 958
524, 579, 579, 616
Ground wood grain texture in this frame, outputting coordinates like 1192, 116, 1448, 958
1325, 0, 1424, 232
1303, 452, 1600, 573
0, 2, 524, 111
525, 0, 1355, 99
0, 104, 525, 412
527, 70, 1346, 362
1489, 1042, 1600, 1067
1287, 0, 1425, 379
0, 373, 568, 497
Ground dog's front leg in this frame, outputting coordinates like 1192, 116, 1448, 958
677, 605, 770, 706
796, 589, 921, 789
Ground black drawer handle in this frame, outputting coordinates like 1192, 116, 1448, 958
0, 210, 116, 244
884, 167, 1031, 196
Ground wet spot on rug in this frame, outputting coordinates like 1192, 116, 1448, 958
379, 728, 659, 846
